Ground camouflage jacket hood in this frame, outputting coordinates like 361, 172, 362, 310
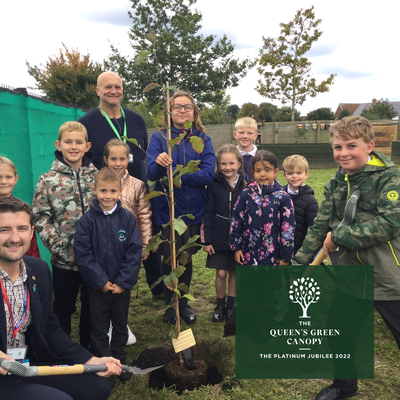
293, 151, 400, 300
33, 154, 97, 271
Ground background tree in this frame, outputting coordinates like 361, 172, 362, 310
307, 107, 335, 120
199, 91, 232, 124
26, 43, 103, 109
273, 106, 300, 122
256, 6, 336, 121
237, 102, 259, 119
257, 102, 279, 122
361, 98, 398, 120
105, 0, 253, 107
226, 104, 240, 121
338, 108, 351, 120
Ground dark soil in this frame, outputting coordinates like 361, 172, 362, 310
130, 346, 177, 369
223, 311, 236, 337
131, 347, 223, 393
165, 359, 207, 391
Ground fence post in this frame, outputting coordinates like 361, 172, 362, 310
317, 122, 321, 143
274, 122, 279, 144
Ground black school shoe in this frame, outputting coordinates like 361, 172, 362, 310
315, 384, 357, 400
164, 307, 177, 325
212, 305, 225, 322
118, 370, 133, 382
180, 304, 196, 324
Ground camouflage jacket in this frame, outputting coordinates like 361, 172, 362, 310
32, 151, 97, 271
293, 151, 400, 300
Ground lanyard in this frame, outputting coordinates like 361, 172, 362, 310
99, 106, 126, 142
0, 278, 30, 339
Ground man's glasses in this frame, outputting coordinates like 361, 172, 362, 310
172, 104, 194, 111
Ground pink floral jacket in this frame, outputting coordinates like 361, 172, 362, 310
230, 180, 295, 265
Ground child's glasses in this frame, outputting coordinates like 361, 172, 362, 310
172, 104, 194, 111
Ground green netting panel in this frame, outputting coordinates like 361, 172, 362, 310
0, 90, 87, 265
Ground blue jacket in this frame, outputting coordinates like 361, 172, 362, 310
0, 256, 92, 369
146, 126, 216, 225
74, 199, 143, 292
230, 180, 295, 265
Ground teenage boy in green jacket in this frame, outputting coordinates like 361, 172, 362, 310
293, 116, 400, 400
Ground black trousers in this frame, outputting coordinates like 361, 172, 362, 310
328, 292, 400, 391
52, 267, 91, 348
0, 373, 111, 400
88, 288, 130, 364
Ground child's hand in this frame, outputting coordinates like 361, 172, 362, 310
279, 260, 290, 266
112, 284, 125, 294
156, 152, 173, 168
101, 281, 114, 293
142, 246, 150, 261
234, 250, 244, 265
203, 245, 215, 256
323, 232, 338, 257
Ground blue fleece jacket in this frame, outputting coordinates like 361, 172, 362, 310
74, 199, 143, 291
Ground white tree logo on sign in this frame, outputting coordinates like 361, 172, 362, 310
289, 277, 320, 318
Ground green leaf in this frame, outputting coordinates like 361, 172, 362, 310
143, 82, 160, 94
157, 305, 171, 316
190, 136, 204, 153
173, 218, 187, 236
173, 175, 181, 188
146, 32, 157, 44
135, 50, 151, 65
178, 160, 201, 176
177, 282, 189, 293
121, 136, 138, 146
175, 265, 186, 279
176, 235, 202, 255
144, 191, 166, 201
179, 214, 195, 220
169, 85, 178, 91
144, 232, 166, 255
161, 176, 169, 187
150, 275, 164, 289
177, 251, 191, 266
173, 165, 184, 175
168, 134, 184, 148
173, 288, 181, 297
164, 272, 177, 291
184, 121, 193, 129
182, 294, 196, 301
162, 221, 171, 229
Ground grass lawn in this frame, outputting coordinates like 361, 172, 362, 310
71, 167, 400, 400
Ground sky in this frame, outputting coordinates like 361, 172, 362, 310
1, 0, 399, 116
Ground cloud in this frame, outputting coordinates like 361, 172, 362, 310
83, 9, 131, 27
305, 43, 338, 57
319, 66, 376, 79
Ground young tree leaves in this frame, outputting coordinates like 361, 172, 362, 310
135, 50, 151, 65
190, 136, 204, 153
144, 191, 166, 201
143, 82, 160, 93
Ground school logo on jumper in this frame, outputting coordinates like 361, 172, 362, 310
387, 190, 399, 201
118, 229, 127, 242
289, 277, 320, 318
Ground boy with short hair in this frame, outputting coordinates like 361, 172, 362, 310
74, 167, 142, 382
33, 121, 96, 349
293, 116, 400, 400
282, 154, 319, 255
233, 117, 258, 179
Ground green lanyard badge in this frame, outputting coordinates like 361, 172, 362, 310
100, 106, 127, 142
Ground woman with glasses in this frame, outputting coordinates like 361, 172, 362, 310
147, 91, 216, 325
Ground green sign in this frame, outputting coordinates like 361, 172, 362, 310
236, 265, 374, 379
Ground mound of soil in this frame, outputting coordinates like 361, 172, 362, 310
131, 347, 223, 393
130, 346, 177, 369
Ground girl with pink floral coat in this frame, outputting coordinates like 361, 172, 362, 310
230, 150, 295, 266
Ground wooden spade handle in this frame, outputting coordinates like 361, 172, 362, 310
310, 249, 326, 266
37, 365, 86, 375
